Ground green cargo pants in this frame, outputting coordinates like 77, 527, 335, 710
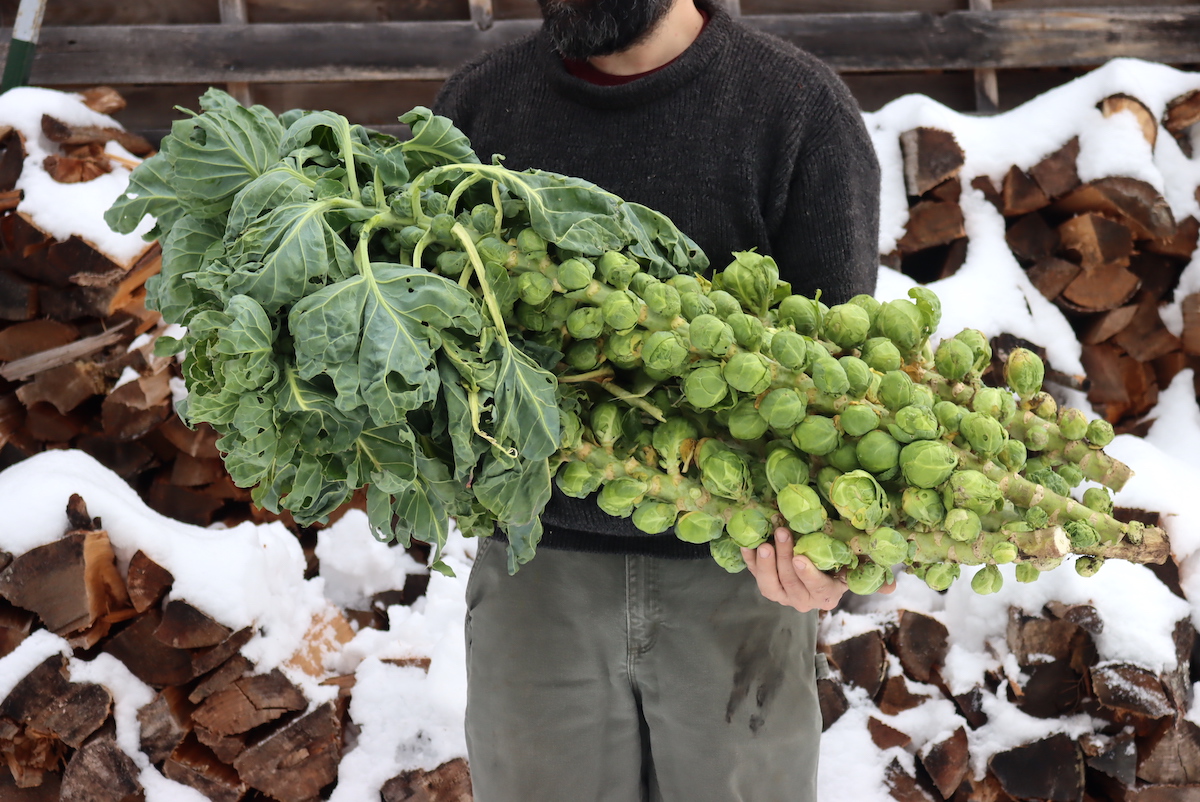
463, 536, 824, 802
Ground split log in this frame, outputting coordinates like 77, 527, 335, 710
1000, 166, 1050, 216
25, 402, 83, 444
190, 654, 254, 705
878, 675, 930, 716
14, 360, 110, 415
868, 716, 911, 750
80, 87, 126, 115
1, 319, 129, 382
0, 654, 112, 749
1082, 305, 1139, 346
137, 685, 194, 764
39, 244, 163, 320
194, 723, 247, 765
826, 630, 887, 699
191, 628, 255, 677
145, 476, 227, 527
921, 726, 969, 799
1100, 93, 1158, 150
1026, 257, 1081, 303
156, 416, 221, 459
1006, 213, 1060, 263
1126, 787, 1200, 802
898, 200, 966, 253
154, 599, 232, 650
1007, 608, 1094, 671
170, 454, 228, 487
1138, 720, 1200, 785
41, 114, 154, 157
1130, 253, 1186, 303
191, 669, 307, 737
0, 771, 61, 800
0, 320, 78, 363
163, 735, 247, 802
1058, 213, 1134, 272
232, 700, 343, 802
1016, 660, 1084, 719
1147, 216, 1198, 260
891, 611, 948, 685
1043, 601, 1103, 635
102, 609, 197, 687
0, 598, 36, 659
60, 732, 143, 802
0, 270, 38, 321
285, 606, 355, 678
1091, 663, 1173, 720
989, 732, 1084, 802
1060, 262, 1142, 313
1111, 295, 1182, 363
381, 758, 474, 802
1165, 89, 1200, 156
1082, 730, 1137, 787
0, 529, 131, 637
1053, 177, 1176, 241
1029, 137, 1081, 200
1182, 294, 1200, 356
817, 676, 849, 731
126, 550, 173, 614
952, 687, 987, 729
883, 759, 937, 802
901, 128, 965, 197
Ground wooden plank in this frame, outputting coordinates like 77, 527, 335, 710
9, 9, 1200, 85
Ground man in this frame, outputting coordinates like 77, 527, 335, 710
433, 1, 883, 799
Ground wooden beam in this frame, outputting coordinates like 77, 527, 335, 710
217, 0, 253, 106
3, 8, 1199, 85
969, 0, 1000, 114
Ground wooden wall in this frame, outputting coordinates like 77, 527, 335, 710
0, 0, 1196, 136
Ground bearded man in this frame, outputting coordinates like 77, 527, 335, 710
433, 2, 883, 800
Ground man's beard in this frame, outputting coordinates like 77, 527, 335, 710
538, 0, 675, 60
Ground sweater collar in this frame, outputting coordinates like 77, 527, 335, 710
539, 0, 730, 110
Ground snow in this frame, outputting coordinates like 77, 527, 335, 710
0, 57, 1199, 800
0, 87, 155, 266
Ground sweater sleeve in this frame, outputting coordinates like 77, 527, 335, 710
770, 91, 882, 305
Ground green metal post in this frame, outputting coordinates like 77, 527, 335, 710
1, 0, 47, 93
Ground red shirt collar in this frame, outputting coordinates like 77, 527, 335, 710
563, 9, 710, 86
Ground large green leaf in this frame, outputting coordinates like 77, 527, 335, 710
225, 167, 314, 239
493, 344, 560, 460
437, 355, 488, 484
399, 107, 480, 174
103, 150, 182, 239
619, 202, 707, 278
473, 450, 551, 528
151, 214, 224, 322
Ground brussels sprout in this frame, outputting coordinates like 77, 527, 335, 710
652, 417, 699, 474
557, 461, 603, 498
812, 356, 850, 396
699, 446, 751, 500
724, 352, 773, 395
908, 286, 942, 333
1082, 486, 1113, 515
1086, 418, 1114, 447
997, 391, 1017, 427
888, 404, 940, 444
829, 470, 889, 530
728, 313, 767, 352
1004, 348, 1045, 401
515, 300, 551, 332
902, 487, 945, 527
878, 370, 914, 411
726, 509, 771, 548
676, 511, 725, 544
631, 502, 678, 534
1023, 425, 1051, 452
516, 227, 547, 254
590, 402, 623, 446
680, 292, 716, 321
848, 294, 881, 325
860, 337, 903, 373
792, 532, 853, 572
689, 314, 736, 357
518, 272, 554, 306
847, 562, 889, 595
777, 295, 822, 336
759, 388, 807, 431
923, 563, 960, 591
933, 401, 965, 433
566, 307, 606, 340
959, 411, 1006, 456
824, 304, 872, 350
683, 364, 729, 409
827, 442, 861, 473
766, 449, 811, 493
875, 299, 923, 355
1059, 409, 1095, 441
1015, 563, 1041, 583
1024, 506, 1050, 528
971, 387, 1006, 420
1056, 464, 1084, 488
1075, 556, 1104, 577
710, 536, 748, 573
899, 440, 959, 489
943, 508, 982, 543
792, 415, 841, 456
943, 470, 1002, 516
991, 541, 1018, 564
643, 282, 682, 318
475, 235, 513, 265
669, 275, 703, 294
816, 466, 842, 503
643, 330, 691, 374
1026, 468, 1070, 498
707, 290, 742, 319
866, 526, 908, 566
856, 430, 902, 475
839, 357, 872, 398
841, 405, 880, 437
777, 484, 828, 534
597, 477, 648, 517
601, 290, 644, 331
603, 330, 644, 370
1026, 392, 1057, 421
728, 399, 770, 441
565, 340, 603, 371
971, 564, 1003, 594
770, 330, 809, 371
435, 249, 469, 277
998, 439, 1027, 472
1064, 520, 1099, 549
721, 251, 779, 314
597, 250, 638, 288
558, 257, 596, 290
934, 338, 974, 383
953, 329, 992, 373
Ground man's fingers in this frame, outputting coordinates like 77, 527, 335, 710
746, 542, 786, 602
773, 530, 810, 600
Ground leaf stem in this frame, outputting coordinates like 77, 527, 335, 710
452, 222, 509, 346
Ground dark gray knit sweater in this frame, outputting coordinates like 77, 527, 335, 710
433, 2, 881, 557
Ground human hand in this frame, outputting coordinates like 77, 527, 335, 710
741, 527, 895, 612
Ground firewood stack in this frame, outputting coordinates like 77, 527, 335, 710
0, 87, 287, 533
883, 90, 1200, 432
818, 543, 1200, 802
0, 493, 472, 801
